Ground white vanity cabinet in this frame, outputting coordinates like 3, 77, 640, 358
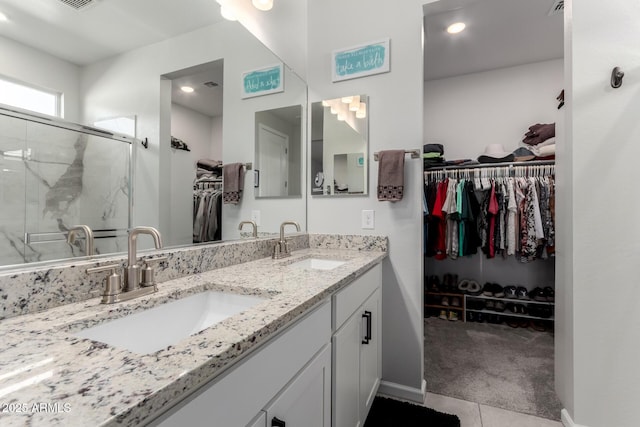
332, 264, 382, 427
151, 302, 331, 427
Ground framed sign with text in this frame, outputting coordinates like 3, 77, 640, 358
241, 63, 284, 99
332, 38, 390, 82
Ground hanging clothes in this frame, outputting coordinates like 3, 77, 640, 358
193, 182, 223, 243
424, 164, 555, 262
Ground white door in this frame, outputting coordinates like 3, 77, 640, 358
257, 124, 289, 197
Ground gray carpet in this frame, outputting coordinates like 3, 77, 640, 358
424, 317, 563, 420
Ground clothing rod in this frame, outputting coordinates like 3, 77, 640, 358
424, 159, 555, 171
373, 149, 420, 161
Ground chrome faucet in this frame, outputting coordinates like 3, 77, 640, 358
126, 226, 163, 292
67, 225, 95, 256
87, 226, 166, 304
238, 220, 258, 238
273, 221, 301, 259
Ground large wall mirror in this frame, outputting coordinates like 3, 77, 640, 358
311, 95, 369, 196
0, 0, 307, 268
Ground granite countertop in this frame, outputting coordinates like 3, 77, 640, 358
0, 248, 386, 426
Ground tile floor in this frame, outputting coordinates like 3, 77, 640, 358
425, 392, 564, 427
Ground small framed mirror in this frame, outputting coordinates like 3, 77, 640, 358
310, 95, 368, 196
254, 105, 303, 198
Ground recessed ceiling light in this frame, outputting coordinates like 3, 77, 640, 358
447, 22, 466, 34
181, 86, 194, 93
0, 11, 9, 22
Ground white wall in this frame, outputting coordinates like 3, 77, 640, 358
307, 0, 426, 401
424, 59, 563, 160
557, 1, 640, 426
81, 20, 307, 243
0, 36, 80, 121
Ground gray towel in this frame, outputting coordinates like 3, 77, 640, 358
222, 163, 244, 204
377, 150, 405, 202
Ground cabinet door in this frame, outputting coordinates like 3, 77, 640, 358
359, 288, 381, 422
264, 344, 331, 427
332, 311, 361, 427
247, 412, 266, 427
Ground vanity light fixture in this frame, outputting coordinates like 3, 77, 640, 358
0, 11, 8, 22
216, 0, 237, 21
337, 113, 346, 121
341, 96, 353, 104
252, 0, 273, 11
322, 100, 331, 107
356, 102, 367, 119
330, 105, 338, 115
181, 86, 194, 93
349, 95, 361, 111
447, 22, 466, 34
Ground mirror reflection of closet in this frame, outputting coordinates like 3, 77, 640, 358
163, 59, 224, 247
310, 94, 369, 196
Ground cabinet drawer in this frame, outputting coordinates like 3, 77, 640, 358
333, 263, 381, 330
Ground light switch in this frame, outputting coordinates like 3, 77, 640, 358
362, 210, 375, 229
251, 210, 261, 226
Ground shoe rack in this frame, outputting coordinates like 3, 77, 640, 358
465, 294, 554, 322
425, 291, 466, 317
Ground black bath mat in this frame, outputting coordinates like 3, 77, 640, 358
364, 396, 461, 427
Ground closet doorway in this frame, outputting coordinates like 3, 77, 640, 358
422, 0, 563, 421
162, 60, 225, 247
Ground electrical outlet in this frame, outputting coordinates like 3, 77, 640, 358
251, 210, 261, 226
362, 210, 375, 229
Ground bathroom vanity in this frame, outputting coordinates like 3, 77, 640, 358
0, 234, 386, 427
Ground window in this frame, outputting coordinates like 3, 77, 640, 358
0, 76, 61, 117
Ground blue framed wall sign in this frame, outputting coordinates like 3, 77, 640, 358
241, 63, 284, 99
332, 38, 390, 82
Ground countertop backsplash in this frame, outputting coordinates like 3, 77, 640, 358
0, 233, 387, 320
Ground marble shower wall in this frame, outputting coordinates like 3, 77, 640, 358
0, 113, 130, 267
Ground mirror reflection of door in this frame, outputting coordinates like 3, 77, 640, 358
257, 124, 289, 197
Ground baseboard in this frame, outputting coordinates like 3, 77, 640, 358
377, 379, 426, 404
561, 409, 589, 427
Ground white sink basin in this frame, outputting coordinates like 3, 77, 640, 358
74, 291, 265, 354
288, 258, 346, 270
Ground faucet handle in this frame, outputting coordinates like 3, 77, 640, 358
87, 264, 122, 304
140, 256, 168, 288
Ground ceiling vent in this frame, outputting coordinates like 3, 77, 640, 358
548, 0, 564, 16
203, 81, 219, 88
57, 0, 96, 10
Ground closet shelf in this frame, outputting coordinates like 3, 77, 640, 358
465, 294, 554, 306
425, 304, 464, 312
466, 308, 554, 322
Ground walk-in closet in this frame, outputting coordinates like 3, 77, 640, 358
422, 0, 564, 420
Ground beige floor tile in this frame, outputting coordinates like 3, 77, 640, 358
425, 392, 482, 427
480, 404, 563, 427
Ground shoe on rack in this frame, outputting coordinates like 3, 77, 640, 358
466, 312, 476, 322
504, 285, 518, 299
506, 318, 520, 328
485, 300, 495, 310
441, 296, 450, 306
494, 301, 506, 312
516, 286, 529, 300
443, 273, 453, 292
544, 286, 555, 302
493, 283, 505, 298
515, 304, 528, 315
458, 279, 470, 293
482, 282, 494, 297
505, 303, 517, 313
530, 320, 548, 332
428, 275, 441, 293
467, 280, 482, 296
447, 311, 459, 321
476, 313, 485, 323
530, 287, 547, 302
438, 310, 447, 320
451, 297, 461, 307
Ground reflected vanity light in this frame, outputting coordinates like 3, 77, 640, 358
252, 0, 274, 11
180, 86, 194, 93
356, 102, 367, 119
0, 11, 8, 22
337, 113, 346, 121
349, 96, 360, 111
341, 96, 354, 104
330, 105, 338, 114
322, 100, 331, 107
219, 4, 237, 21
